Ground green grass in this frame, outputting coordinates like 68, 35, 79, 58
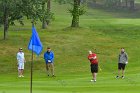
0, 2, 140, 93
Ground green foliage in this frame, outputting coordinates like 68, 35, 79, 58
79, 4, 86, 15
69, 4, 86, 16
0, 0, 23, 25
39, 0, 54, 24
39, 11, 55, 22
21, 0, 43, 22
21, 0, 54, 26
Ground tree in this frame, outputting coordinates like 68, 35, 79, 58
0, 0, 54, 39
41, 0, 54, 29
46, 0, 51, 25
125, 0, 128, 7
21, 0, 43, 25
129, 0, 135, 10
69, 0, 86, 27
41, 0, 48, 29
55, 0, 86, 28
71, 0, 81, 27
0, 0, 23, 40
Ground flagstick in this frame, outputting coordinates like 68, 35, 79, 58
30, 22, 34, 93
30, 45, 33, 93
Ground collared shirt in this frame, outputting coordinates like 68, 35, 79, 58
17, 52, 25, 63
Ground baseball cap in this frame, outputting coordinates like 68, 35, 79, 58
19, 48, 23, 50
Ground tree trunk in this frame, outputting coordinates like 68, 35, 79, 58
42, 18, 47, 29
46, 0, 51, 25
42, 1, 47, 29
125, 0, 128, 7
71, 0, 80, 27
3, 5, 9, 40
129, 0, 135, 10
117, 0, 121, 7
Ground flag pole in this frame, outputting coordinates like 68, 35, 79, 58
29, 21, 43, 93
30, 23, 34, 93
30, 44, 33, 93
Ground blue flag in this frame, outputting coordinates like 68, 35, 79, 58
28, 26, 43, 55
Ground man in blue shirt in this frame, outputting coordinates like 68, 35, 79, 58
44, 47, 55, 77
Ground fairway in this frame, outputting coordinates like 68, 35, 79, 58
0, 2, 140, 93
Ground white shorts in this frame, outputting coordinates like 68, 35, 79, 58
18, 63, 24, 70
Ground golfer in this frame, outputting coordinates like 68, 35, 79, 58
44, 47, 55, 77
88, 50, 98, 82
116, 48, 128, 79
17, 48, 26, 77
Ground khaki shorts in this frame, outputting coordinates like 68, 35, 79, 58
46, 63, 54, 69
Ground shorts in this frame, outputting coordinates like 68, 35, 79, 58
18, 63, 24, 70
90, 64, 98, 73
118, 63, 126, 70
46, 63, 54, 68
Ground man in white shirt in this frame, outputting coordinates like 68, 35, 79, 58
17, 48, 26, 77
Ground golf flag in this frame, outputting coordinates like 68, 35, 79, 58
28, 26, 43, 55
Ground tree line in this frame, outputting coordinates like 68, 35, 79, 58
91, 0, 135, 9
1, 0, 136, 40
0, 0, 85, 40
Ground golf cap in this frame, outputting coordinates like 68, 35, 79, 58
19, 48, 23, 50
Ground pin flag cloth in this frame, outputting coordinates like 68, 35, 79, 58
28, 26, 43, 55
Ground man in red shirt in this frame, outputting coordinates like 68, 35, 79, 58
88, 51, 98, 82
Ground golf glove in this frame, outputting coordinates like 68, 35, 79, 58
48, 60, 51, 62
